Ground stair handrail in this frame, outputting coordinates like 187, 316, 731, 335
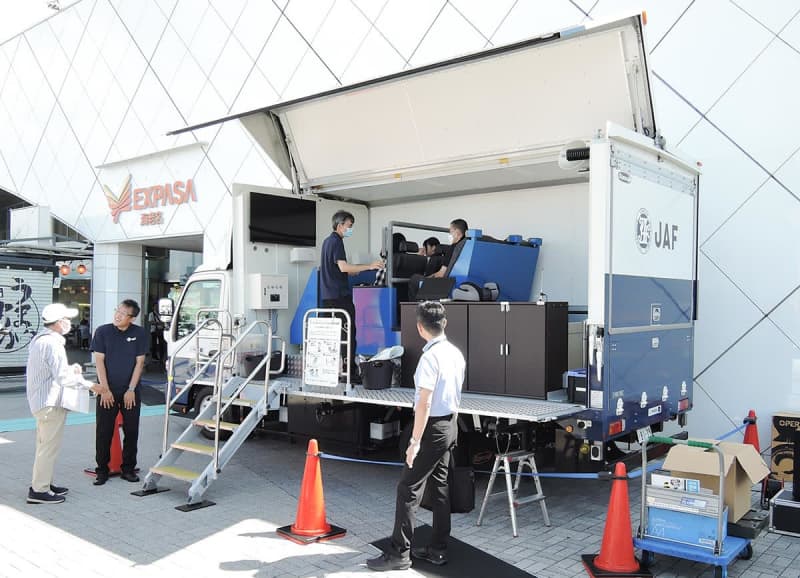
211, 319, 277, 472
162, 317, 225, 455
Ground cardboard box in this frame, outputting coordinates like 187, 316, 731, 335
662, 441, 769, 523
646, 505, 728, 548
771, 411, 800, 481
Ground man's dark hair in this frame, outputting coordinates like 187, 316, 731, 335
416, 301, 446, 336
332, 210, 355, 231
121, 299, 140, 318
423, 236, 440, 251
450, 219, 468, 236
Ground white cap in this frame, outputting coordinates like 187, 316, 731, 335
42, 303, 79, 323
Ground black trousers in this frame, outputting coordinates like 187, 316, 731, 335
391, 415, 457, 557
95, 389, 141, 475
322, 296, 358, 374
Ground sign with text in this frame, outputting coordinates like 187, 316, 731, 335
304, 316, 342, 387
102, 173, 197, 226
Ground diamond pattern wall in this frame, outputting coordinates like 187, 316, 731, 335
0, 0, 797, 448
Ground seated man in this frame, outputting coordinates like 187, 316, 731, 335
408, 219, 468, 301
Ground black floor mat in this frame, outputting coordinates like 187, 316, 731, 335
371, 525, 535, 577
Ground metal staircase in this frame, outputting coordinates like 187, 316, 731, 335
137, 319, 284, 510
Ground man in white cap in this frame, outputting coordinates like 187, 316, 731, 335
26, 303, 107, 504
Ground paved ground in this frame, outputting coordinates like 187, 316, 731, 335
0, 357, 798, 578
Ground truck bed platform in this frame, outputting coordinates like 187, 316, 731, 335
273, 377, 583, 423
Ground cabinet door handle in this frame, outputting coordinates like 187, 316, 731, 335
505, 344, 510, 356
500, 344, 505, 357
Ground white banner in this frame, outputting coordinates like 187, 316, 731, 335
611, 170, 695, 280
304, 317, 343, 387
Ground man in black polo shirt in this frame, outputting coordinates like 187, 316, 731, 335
320, 210, 383, 381
91, 299, 147, 485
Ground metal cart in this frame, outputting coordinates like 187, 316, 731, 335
634, 436, 753, 578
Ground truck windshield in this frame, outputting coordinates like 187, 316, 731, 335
176, 279, 222, 339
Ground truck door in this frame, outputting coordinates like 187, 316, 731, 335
587, 129, 699, 441
169, 275, 229, 386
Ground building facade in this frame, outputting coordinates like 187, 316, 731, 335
0, 0, 798, 447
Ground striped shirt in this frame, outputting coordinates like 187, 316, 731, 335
26, 328, 77, 414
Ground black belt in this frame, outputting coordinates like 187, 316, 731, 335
428, 414, 454, 421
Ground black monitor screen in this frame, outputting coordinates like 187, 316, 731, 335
249, 192, 316, 246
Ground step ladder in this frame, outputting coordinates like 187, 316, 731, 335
476, 450, 551, 537
137, 319, 284, 510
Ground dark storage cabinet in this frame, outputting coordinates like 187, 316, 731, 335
400, 301, 567, 399
400, 302, 468, 388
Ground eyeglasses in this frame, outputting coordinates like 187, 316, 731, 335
114, 308, 134, 318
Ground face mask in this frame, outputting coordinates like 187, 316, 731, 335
447, 234, 454, 244
343, 227, 353, 237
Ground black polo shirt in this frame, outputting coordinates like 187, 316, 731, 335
320, 231, 350, 300
91, 323, 147, 393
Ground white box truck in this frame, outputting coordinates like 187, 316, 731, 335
144, 14, 700, 506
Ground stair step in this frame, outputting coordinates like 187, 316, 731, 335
172, 441, 216, 455
194, 418, 238, 431
150, 465, 201, 482
514, 494, 546, 506
222, 397, 259, 408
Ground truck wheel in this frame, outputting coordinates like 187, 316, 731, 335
640, 550, 654, 567
738, 543, 753, 560
194, 388, 232, 441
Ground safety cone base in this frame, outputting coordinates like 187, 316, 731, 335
277, 523, 346, 545
582, 554, 652, 577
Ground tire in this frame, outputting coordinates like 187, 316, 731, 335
640, 550, 654, 567
193, 387, 232, 441
714, 566, 724, 578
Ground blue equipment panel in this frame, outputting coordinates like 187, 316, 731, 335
353, 286, 400, 355
448, 230, 541, 302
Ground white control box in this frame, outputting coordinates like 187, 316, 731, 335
248, 274, 289, 309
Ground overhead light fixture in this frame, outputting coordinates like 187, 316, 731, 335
60, 264, 71, 276
77, 263, 87, 275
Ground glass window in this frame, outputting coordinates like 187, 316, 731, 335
175, 279, 222, 339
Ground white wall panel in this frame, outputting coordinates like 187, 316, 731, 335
206, 122, 252, 186
149, 23, 189, 88
448, 0, 513, 40
188, 81, 227, 126
110, 0, 169, 61
47, 3, 88, 64
340, 27, 405, 85
775, 148, 800, 204
312, 0, 371, 78
170, 0, 208, 48
255, 17, 307, 97
781, 11, 800, 52
732, 0, 799, 34
351, 0, 387, 23
281, 50, 338, 102
182, 157, 230, 231
210, 0, 246, 30
25, 22, 72, 96
285, 0, 336, 43
189, 5, 229, 77
233, 145, 281, 189
650, 75, 700, 146
167, 53, 206, 119
693, 251, 763, 373
678, 119, 769, 245
772, 288, 800, 351
374, 0, 445, 60
702, 180, 800, 312
490, 0, 584, 46
409, 3, 488, 67
232, 0, 281, 61
697, 320, 800, 452
650, 0, 771, 113
209, 37, 253, 109
231, 67, 279, 115
708, 39, 800, 173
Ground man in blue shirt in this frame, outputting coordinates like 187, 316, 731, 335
91, 299, 147, 485
368, 301, 465, 571
320, 210, 382, 381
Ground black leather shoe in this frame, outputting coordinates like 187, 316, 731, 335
49, 484, 69, 496
93, 475, 108, 486
120, 472, 140, 483
366, 552, 411, 571
411, 546, 448, 565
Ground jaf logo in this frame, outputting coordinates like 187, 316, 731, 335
102, 174, 197, 226
635, 208, 679, 253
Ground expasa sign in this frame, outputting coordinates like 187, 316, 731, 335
102, 174, 197, 226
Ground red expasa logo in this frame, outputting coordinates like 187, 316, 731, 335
101, 174, 197, 224
102, 175, 132, 223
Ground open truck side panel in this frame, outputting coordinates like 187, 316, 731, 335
164, 14, 699, 469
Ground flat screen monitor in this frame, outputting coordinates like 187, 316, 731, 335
249, 192, 316, 246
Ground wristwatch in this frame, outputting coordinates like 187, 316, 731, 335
127, 386, 136, 393
409, 436, 420, 447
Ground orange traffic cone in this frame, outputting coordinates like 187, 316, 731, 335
582, 463, 652, 577
277, 439, 346, 544
743, 409, 760, 453
108, 411, 124, 474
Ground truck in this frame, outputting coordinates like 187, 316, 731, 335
143, 14, 700, 507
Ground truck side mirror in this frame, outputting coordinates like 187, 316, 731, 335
158, 297, 174, 324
